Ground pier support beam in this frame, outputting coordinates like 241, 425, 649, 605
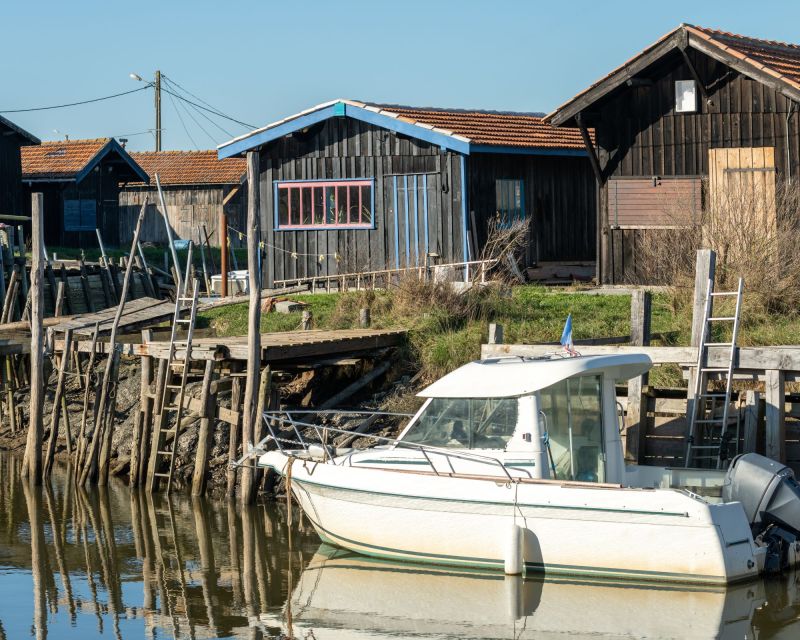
765, 369, 786, 462
626, 290, 651, 463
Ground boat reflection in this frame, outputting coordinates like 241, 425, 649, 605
277, 545, 800, 639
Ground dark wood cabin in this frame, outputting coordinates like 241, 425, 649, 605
119, 150, 247, 247
545, 23, 800, 283
0, 115, 39, 218
21, 138, 149, 249
217, 100, 594, 287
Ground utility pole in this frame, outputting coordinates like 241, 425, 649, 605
154, 70, 162, 151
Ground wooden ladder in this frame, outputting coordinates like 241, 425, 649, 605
685, 276, 744, 469
146, 280, 200, 493
149, 496, 195, 639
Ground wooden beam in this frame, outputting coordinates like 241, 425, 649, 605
765, 369, 786, 462
192, 360, 217, 497
742, 390, 761, 454
575, 112, 603, 184
319, 360, 392, 410
43, 328, 73, 478
625, 290, 651, 463
678, 46, 710, 103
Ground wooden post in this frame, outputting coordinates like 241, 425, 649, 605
191, 360, 217, 496
220, 209, 229, 297
742, 390, 761, 454
240, 151, 262, 506
155, 173, 183, 294
54, 281, 65, 317
625, 290, 652, 463
0, 268, 18, 322
79, 259, 95, 312
226, 362, 243, 499
301, 310, 312, 330
23, 192, 44, 484
45, 263, 59, 311
0, 236, 6, 308
488, 323, 504, 345
80, 200, 148, 486
359, 308, 371, 329
765, 369, 786, 462
96, 229, 119, 304
198, 231, 211, 295
130, 329, 155, 487
43, 328, 74, 478
74, 323, 100, 471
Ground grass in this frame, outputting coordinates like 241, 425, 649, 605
197, 283, 800, 389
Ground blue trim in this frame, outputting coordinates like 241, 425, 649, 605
422, 174, 429, 256
272, 178, 377, 231
403, 174, 410, 264
219, 101, 471, 158
471, 144, 588, 157
392, 176, 400, 268
76, 138, 150, 184
412, 174, 419, 266
460, 155, 469, 268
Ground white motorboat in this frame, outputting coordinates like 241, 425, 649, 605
252, 353, 800, 585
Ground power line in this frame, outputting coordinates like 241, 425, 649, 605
162, 75, 239, 123
162, 77, 235, 138
175, 93, 217, 146
0, 86, 149, 113
166, 89, 200, 150
159, 84, 255, 129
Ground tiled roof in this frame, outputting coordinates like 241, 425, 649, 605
21, 138, 111, 180
546, 24, 800, 125
130, 150, 246, 186
690, 25, 800, 89
360, 102, 588, 149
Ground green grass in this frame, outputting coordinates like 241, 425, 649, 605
197, 284, 800, 388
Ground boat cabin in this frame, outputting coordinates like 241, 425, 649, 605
386, 354, 652, 485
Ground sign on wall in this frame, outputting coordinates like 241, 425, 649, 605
64, 199, 97, 231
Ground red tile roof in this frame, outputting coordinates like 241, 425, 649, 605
546, 24, 800, 125
130, 150, 246, 186
360, 102, 589, 149
21, 138, 112, 180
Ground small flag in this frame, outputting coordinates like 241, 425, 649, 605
560, 314, 578, 356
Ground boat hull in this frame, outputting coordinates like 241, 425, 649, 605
262, 452, 762, 585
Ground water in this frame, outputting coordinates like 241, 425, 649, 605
1, 452, 799, 640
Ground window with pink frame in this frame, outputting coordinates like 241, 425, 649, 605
275, 179, 374, 229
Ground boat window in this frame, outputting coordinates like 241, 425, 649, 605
539, 375, 605, 482
402, 397, 518, 449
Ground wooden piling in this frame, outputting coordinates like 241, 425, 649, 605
626, 290, 652, 463
78, 259, 95, 312
226, 363, 243, 499
359, 307, 371, 329
765, 369, 786, 462
240, 151, 262, 506
22, 192, 44, 485
742, 390, 761, 454
130, 329, 155, 487
191, 360, 217, 497
74, 323, 100, 471
301, 310, 312, 330
43, 328, 74, 478
488, 322, 503, 345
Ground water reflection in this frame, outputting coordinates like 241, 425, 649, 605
1, 451, 800, 639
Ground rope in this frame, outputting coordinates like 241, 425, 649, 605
226, 223, 340, 263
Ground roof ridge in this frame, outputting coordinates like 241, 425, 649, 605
369, 102, 547, 118
131, 149, 221, 156
38, 137, 112, 145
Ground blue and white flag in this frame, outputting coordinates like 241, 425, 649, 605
560, 314, 578, 356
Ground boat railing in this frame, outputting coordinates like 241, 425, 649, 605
249, 409, 528, 482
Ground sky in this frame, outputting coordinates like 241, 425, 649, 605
2, 0, 800, 152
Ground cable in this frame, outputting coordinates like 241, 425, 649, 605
162, 75, 240, 135
166, 88, 199, 150
162, 77, 233, 138
174, 93, 219, 145
0, 86, 149, 113
159, 84, 255, 129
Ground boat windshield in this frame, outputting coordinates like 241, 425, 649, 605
401, 397, 518, 449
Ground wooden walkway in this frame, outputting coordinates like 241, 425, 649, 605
48, 297, 177, 336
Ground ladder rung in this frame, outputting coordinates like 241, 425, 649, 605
708, 316, 736, 321
162, 427, 177, 433
695, 419, 725, 424
699, 393, 727, 398
710, 292, 739, 297
175, 318, 192, 324
701, 367, 729, 373
705, 342, 733, 347
153, 472, 171, 478
166, 384, 183, 390
689, 445, 722, 449
157, 450, 174, 456
178, 297, 196, 302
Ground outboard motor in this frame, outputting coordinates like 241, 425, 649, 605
724, 453, 800, 573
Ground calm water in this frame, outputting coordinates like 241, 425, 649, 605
1, 453, 800, 640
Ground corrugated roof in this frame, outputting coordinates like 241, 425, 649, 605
22, 138, 111, 180
546, 24, 800, 125
130, 150, 246, 186
361, 102, 587, 149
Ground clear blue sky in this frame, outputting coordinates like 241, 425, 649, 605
2, 0, 798, 152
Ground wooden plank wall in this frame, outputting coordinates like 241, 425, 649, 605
468, 154, 596, 263
0, 134, 23, 219
258, 119, 465, 286
118, 184, 246, 248
607, 176, 701, 226
595, 47, 800, 283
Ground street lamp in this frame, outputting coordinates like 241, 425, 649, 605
130, 71, 161, 151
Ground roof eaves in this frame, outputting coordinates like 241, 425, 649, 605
0, 114, 40, 145
76, 139, 150, 184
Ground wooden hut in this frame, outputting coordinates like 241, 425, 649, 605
0, 115, 39, 218
545, 23, 800, 283
217, 99, 594, 287
119, 150, 246, 247
21, 138, 149, 248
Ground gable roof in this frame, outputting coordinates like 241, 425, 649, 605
129, 150, 246, 186
0, 115, 40, 145
218, 99, 589, 159
21, 138, 149, 183
545, 24, 800, 127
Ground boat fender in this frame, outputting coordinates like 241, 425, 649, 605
504, 523, 523, 575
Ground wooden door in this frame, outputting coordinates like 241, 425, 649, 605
387, 174, 439, 269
